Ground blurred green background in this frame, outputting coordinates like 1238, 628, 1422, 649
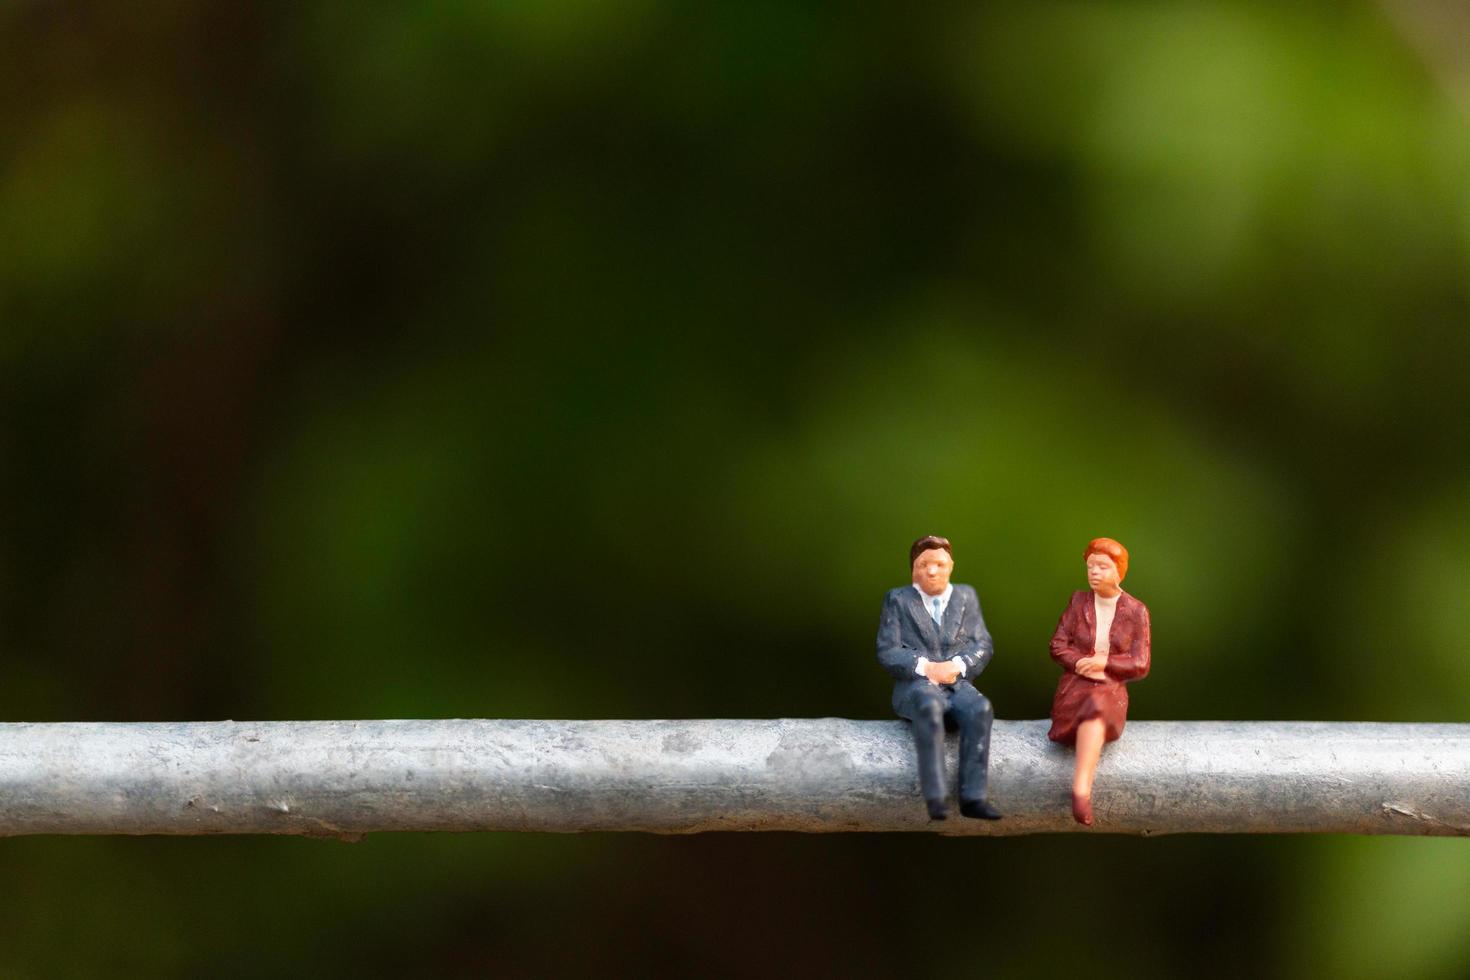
4, 0, 1470, 976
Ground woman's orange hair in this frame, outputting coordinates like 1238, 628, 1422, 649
1084, 537, 1129, 581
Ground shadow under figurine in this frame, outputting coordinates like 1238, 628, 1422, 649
1047, 537, 1151, 827
876, 535, 1002, 821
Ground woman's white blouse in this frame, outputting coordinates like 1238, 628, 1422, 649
1093, 592, 1120, 655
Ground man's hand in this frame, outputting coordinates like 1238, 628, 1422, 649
1075, 654, 1108, 681
924, 660, 963, 685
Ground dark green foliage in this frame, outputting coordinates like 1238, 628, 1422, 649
2, 1, 1468, 976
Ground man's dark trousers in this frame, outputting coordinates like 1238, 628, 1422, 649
896, 680, 993, 809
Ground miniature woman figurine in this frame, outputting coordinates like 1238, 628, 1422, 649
1047, 537, 1150, 826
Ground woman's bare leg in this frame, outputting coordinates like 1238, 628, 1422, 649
1074, 719, 1106, 796
1071, 719, 1106, 825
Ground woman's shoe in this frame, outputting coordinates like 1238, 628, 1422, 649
1071, 791, 1094, 827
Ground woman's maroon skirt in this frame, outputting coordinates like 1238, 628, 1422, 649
1048, 673, 1129, 745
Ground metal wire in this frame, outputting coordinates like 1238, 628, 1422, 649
0, 718, 1465, 839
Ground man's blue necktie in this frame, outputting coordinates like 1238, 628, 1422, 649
931, 597, 943, 627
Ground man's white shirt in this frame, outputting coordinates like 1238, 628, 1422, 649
911, 583, 968, 681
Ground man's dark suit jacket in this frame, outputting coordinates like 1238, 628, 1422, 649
876, 584, 994, 713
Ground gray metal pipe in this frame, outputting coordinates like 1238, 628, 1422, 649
0, 719, 1465, 839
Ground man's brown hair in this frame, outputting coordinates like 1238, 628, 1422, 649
909, 535, 953, 568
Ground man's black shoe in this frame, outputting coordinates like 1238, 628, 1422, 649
926, 799, 949, 821
960, 799, 1002, 820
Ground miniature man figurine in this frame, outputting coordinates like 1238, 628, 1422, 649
876, 535, 1002, 821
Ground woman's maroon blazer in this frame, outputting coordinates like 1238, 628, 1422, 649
1047, 589, 1151, 744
